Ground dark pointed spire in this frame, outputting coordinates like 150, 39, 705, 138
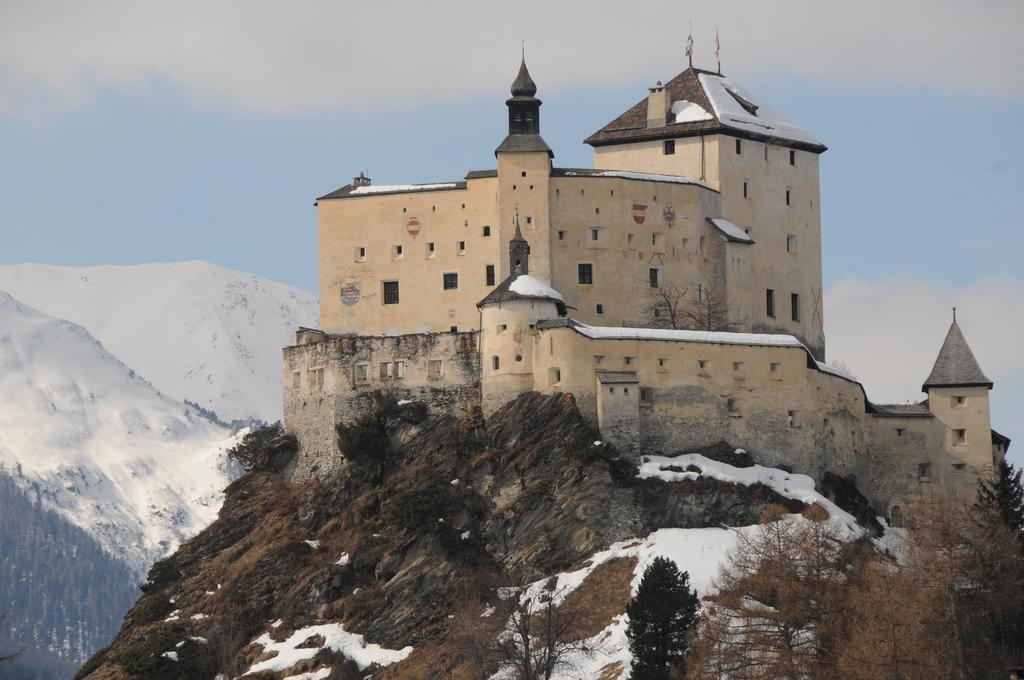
510, 57, 537, 97
509, 210, 530, 275
922, 319, 992, 391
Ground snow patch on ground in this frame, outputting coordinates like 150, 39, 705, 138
282, 669, 332, 680
244, 624, 413, 675
335, 553, 350, 566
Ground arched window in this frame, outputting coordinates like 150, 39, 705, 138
492, 356, 500, 371
890, 505, 904, 529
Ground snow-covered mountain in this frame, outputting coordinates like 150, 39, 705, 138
0, 261, 318, 423
0, 291, 243, 576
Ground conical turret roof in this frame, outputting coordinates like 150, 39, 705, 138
922, 321, 992, 391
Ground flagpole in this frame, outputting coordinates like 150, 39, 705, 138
716, 27, 721, 74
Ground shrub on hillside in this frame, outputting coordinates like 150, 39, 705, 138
336, 413, 390, 460
383, 488, 451, 531
228, 421, 283, 471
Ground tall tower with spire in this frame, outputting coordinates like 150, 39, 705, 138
496, 56, 553, 283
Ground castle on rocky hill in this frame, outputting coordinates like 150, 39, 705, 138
282, 55, 1010, 527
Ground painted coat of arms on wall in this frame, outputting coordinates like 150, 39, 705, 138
632, 203, 647, 224
406, 217, 421, 238
340, 281, 361, 306
662, 205, 676, 227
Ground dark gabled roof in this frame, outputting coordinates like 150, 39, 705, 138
476, 274, 567, 315
992, 429, 1011, 448
495, 133, 553, 156
585, 66, 826, 153
465, 169, 498, 180
922, 321, 993, 391
596, 371, 639, 385
869, 402, 933, 418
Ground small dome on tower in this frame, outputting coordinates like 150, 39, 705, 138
510, 58, 537, 97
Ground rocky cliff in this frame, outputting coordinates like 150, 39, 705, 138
78, 392, 864, 680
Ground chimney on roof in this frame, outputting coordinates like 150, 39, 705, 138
647, 81, 669, 128
352, 171, 371, 187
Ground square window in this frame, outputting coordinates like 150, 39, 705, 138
521, 171, 527, 177
952, 463, 966, 471
380, 362, 393, 380
486, 264, 496, 286
640, 387, 653, 403
483, 226, 491, 237
652, 232, 665, 248
443, 272, 459, 290
918, 463, 931, 481
952, 396, 966, 407
355, 363, 370, 383
450, 325, 458, 333
578, 263, 593, 285
896, 428, 905, 437
770, 362, 781, 373
766, 289, 775, 318
548, 367, 561, 385
594, 355, 605, 364
954, 429, 966, 445
663, 139, 675, 155
428, 360, 443, 380
658, 358, 668, 369
787, 410, 799, 427
624, 356, 634, 366
698, 360, 708, 370
382, 281, 400, 305
497, 323, 507, 333
733, 362, 744, 371
595, 303, 604, 315
392, 244, 403, 258
526, 216, 533, 225
727, 398, 741, 415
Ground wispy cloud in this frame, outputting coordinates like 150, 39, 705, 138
1, 0, 1021, 117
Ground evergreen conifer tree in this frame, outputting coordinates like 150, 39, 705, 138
627, 556, 700, 680
977, 460, 1024, 536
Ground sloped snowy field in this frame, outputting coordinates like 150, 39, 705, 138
0, 291, 243, 576
0, 261, 318, 423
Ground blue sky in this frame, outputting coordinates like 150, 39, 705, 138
1, 0, 1021, 464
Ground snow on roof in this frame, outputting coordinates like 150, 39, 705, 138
671, 99, 713, 124
815, 360, 859, 383
508, 275, 564, 302
698, 73, 823, 147
349, 182, 459, 195
560, 169, 714, 191
708, 217, 753, 243
571, 322, 805, 348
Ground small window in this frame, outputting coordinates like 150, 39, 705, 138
316, 368, 325, 389
558, 230, 566, 240
743, 181, 749, 198
727, 398, 741, 415
590, 228, 600, 241
954, 429, 966, 445
383, 281, 400, 305
380, 362, 393, 380
355, 247, 367, 262
578, 263, 593, 285
497, 323, 507, 334
785, 189, 791, 206
791, 293, 800, 322
896, 428, 905, 437
624, 356, 634, 366
890, 505, 904, 528
786, 235, 797, 253
548, 368, 561, 385
457, 240, 466, 254
515, 354, 523, 362
733, 361, 744, 371
787, 410, 800, 427
918, 463, 931, 481
492, 356, 500, 370
483, 226, 491, 237
952, 396, 966, 407
443, 272, 459, 290
649, 268, 661, 288
657, 358, 669, 369
663, 139, 675, 155
392, 244, 404, 259
698, 360, 708, 370
699, 236, 705, 253
952, 463, 966, 471
766, 289, 775, 318
594, 355, 605, 364
640, 387, 653, 404
292, 371, 301, 389
789, 149, 796, 166
486, 264, 496, 286
769, 362, 781, 373
526, 216, 533, 225
428, 360, 442, 380
652, 232, 665, 248
450, 325, 458, 333
596, 303, 604, 315
735, 139, 742, 155
521, 171, 526, 177
394, 361, 404, 379
426, 242, 436, 258
627, 233, 635, 247
355, 363, 370, 383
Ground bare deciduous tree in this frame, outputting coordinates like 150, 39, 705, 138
645, 280, 746, 332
